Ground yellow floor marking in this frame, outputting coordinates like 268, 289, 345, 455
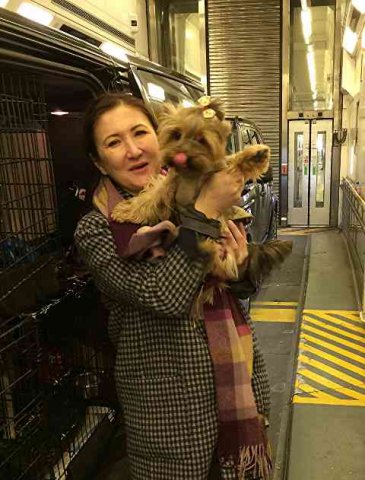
303, 312, 365, 335
301, 333, 365, 365
293, 396, 365, 406
302, 324, 365, 354
295, 379, 340, 401
303, 315, 365, 343
305, 309, 361, 320
298, 368, 365, 401
250, 308, 296, 322
298, 354, 365, 389
299, 342, 365, 377
252, 301, 298, 307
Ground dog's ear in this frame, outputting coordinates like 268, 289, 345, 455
155, 102, 177, 122
208, 97, 226, 121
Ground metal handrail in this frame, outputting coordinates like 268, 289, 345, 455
340, 178, 365, 321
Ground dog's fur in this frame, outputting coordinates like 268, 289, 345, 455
112, 97, 292, 287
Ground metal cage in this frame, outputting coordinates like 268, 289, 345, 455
0, 70, 119, 480
0, 280, 118, 480
0, 70, 58, 281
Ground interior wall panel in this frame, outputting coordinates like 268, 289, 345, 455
206, 0, 281, 194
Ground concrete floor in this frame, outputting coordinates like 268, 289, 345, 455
286, 230, 365, 480
252, 233, 308, 471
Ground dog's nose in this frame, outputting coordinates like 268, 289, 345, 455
172, 152, 188, 166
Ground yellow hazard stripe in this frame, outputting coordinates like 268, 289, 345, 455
304, 309, 361, 320
304, 312, 365, 334
302, 324, 365, 354
301, 333, 365, 365
299, 342, 365, 377
297, 368, 365, 401
298, 354, 365, 389
293, 396, 365, 406
295, 379, 339, 401
303, 315, 365, 343
250, 308, 296, 322
252, 301, 298, 307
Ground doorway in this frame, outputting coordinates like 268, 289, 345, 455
288, 119, 332, 226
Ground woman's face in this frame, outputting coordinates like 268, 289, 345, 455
93, 104, 160, 192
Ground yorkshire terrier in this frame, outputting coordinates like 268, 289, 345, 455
112, 96, 292, 287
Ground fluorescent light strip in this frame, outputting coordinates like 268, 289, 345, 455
306, 49, 316, 94
17, 2, 54, 26
51, 110, 69, 116
362, 29, 365, 49
301, 9, 312, 44
343, 26, 358, 54
301, 0, 308, 10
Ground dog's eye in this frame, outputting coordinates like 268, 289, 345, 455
170, 130, 182, 141
197, 136, 208, 146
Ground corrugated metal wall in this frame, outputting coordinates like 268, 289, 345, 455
206, 0, 281, 193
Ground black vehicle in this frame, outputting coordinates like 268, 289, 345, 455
228, 117, 278, 243
0, 9, 277, 480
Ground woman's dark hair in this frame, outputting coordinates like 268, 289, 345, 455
83, 92, 158, 159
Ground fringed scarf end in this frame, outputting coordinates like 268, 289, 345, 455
238, 443, 272, 480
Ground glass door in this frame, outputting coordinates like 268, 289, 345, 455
288, 120, 310, 225
288, 119, 332, 226
310, 119, 332, 225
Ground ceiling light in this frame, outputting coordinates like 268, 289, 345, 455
352, 0, 365, 14
301, 9, 312, 44
17, 2, 54, 26
0, 0, 9, 8
343, 26, 358, 54
185, 29, 194, 40
51, 110, 69, 116
100, 42, 128, 62
147, 83, 165, 102
306, 49, 316, 93
301, 0, 308, 10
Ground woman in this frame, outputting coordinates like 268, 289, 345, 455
75, 93, 271, 480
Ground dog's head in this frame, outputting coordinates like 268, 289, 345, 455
157, 96, 231, 176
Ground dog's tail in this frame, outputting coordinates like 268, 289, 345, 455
247, 239, 293, 282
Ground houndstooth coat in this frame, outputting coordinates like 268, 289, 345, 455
75, 209, 270, 480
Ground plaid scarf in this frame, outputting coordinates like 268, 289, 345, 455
204, 287, 272, 479
93, 176, 272, 479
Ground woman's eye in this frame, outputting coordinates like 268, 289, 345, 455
171, 130, 181, 141
108, 139, 120, 147
135, 130, 147, 136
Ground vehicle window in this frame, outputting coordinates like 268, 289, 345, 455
136, 69, 201, 113
238, 126, 250, 149
226, 133, 236, 154
247, 128, 260, 144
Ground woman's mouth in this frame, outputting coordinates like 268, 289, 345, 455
129, 162, 149, 173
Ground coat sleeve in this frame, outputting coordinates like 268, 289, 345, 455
74, 211, 206, 317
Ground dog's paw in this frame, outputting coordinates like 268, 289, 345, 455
231, 144, 271, 181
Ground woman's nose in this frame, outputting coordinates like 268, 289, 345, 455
125, 137, 142, 158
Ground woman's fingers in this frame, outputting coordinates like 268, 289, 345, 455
224, 220, 249, 266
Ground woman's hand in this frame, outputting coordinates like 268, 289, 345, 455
223, 220, 248, 267
194, 169, 244, 219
